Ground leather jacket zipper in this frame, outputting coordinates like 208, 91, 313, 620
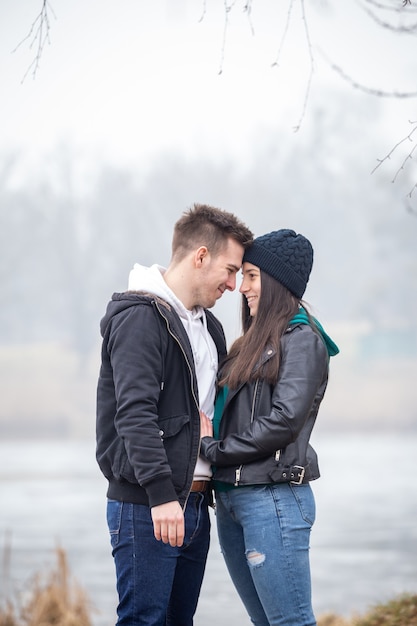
234, 379, 259, 487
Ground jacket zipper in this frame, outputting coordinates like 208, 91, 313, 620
155, 302, 201, 509
234, 379, 259, 487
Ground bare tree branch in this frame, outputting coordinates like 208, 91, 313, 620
270, 0, 315, 132
218, 0, 235, 75
371, 120, 417, 197
271, 0, 296, 69
392, 141, 417, 184
12, 0, 56, 82
318, 49, 417, 98
359, 0, 417, 33
243, 0, 255, 34
198, 0, 208, 23
292, 0, 315, 132
371, 120, 417, 173
218, 0, 255, 74
363, 0, 417, 14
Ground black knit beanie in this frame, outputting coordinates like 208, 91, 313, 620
243, 229, 313, 299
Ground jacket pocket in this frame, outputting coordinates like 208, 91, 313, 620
158, 413, 190, 438
159, 413, 191, 490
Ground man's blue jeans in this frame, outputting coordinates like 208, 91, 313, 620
107, 492, 210, 626
215, 483, 316, 626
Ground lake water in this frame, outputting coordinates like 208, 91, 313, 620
1, 433, 416, 626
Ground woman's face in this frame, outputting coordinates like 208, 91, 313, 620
239, 262, 261, 316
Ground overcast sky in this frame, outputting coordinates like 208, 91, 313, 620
1, 0, 416, 190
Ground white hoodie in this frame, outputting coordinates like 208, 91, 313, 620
128, 263, 217, 481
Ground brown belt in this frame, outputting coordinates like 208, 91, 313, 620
190, 480, 209, 493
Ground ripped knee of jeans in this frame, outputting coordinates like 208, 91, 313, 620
245, 549, 265, 567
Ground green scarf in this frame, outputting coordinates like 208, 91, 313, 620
289, 308, 339, 357
213, 384, 228, 440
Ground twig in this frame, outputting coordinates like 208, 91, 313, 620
371, 120, 417, 199
198, 0, 207, 23
392, 142, 417, 182
363, 0, 417, 12
243, 0, 255, 36
271, 0, 296, 69
218, 0, 254, 74
293, 0, 315, 132
218, 0, 238, 74
270, 0, 315, 132
407, 183, 417, 197
319, 49, 417, 98
371, 120, 417, 174
12, 0, 56, 82
358, 0, 417, 33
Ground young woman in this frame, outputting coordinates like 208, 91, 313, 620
200, 229, 339, 626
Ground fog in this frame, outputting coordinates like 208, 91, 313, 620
1, 0, 417, 438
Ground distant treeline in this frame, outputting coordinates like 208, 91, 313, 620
1, 137, 416, 367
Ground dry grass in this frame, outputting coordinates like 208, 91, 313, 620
318, 614, 351, 626
0, 547, 92, 626
317, 594, 417, 626
350, 593, 417, 626
1, 543, 416, 626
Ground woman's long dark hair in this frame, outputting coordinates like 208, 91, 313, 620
219, 270, 305, 389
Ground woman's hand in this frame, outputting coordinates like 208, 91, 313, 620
200, 410, 213, 438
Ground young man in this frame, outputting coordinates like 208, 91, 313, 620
96, 203, 253, 626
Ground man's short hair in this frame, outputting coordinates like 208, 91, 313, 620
172, 203, 253, 262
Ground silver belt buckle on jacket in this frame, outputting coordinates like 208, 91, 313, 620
290, 466, 305, 485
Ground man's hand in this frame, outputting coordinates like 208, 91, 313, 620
200, 410, 213, 438
151, 501, 185, 547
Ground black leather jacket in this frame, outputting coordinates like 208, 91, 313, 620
200, 324, 329, 486
96, 292, 226, 508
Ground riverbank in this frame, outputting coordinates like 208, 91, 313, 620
1, 547, 416, 626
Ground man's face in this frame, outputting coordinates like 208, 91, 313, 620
194, 238, 244, 309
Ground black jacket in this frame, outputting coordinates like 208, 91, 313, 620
200, 324, 329, 486
96, 292, 227, 508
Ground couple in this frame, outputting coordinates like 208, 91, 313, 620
96, 203, 339, 626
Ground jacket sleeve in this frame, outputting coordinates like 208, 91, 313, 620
200, 327, 329, 466
107, 304, 178, 505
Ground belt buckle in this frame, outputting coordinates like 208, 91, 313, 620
290, 466, 305, 485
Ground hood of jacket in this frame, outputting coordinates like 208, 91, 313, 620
128, 263, 194, 321
100, 263, 202, 337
